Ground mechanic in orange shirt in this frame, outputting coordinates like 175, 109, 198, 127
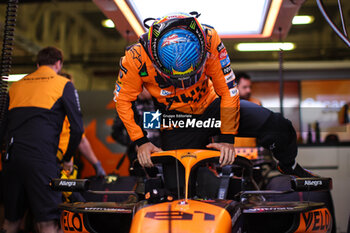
114, 13, 316, 192
0, 47, 83, 233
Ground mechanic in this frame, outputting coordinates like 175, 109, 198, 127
235, 72, 261, 106
114, 13, 316, 194
234, 72, 261, 148
0, 47, 84, 233
58, 72, 106, 177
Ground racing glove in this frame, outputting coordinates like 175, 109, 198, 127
93, 160, 106, 177
277, 162, 319, 178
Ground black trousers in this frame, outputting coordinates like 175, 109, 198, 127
160, 98, 297, 194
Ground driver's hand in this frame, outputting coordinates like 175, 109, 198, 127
137, 142, 162, 167
206, 142, 236, 166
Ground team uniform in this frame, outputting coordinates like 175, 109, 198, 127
115, 9, 312, 189
247, 97, 261, 106
234, 97, 262, 147
115, 27, 241, 145
114, 26, 275, 148
114, 24, 301, 191
57, 116, 80, 202
57, 116, 72, 160
57, 116, 87, 161
1, 66, 84, 222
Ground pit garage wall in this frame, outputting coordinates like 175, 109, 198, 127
297, 147, 350, 233
252, 80, 350, 143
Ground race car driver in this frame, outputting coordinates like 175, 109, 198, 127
114, 13, 316, 193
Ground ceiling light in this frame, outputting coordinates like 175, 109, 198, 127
236, 42, 295, 51
128, 0, 282, 38
101, 19, 115, 28
114, 0, 145, 37
6, 74, 27, 82
292, 15, 314, 25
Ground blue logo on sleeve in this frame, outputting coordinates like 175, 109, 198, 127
116, 83, 121, 92
220, 56, 231, 68
143, 110, 161, 129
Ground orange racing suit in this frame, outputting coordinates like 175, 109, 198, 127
114, 26, 240, 145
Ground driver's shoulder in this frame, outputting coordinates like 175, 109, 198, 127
124, 43, 150, 71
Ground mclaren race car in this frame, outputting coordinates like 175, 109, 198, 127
51, 149, 334, 233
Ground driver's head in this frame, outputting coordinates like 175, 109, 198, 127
236, 72, 252, 100
146, 12, 207, 89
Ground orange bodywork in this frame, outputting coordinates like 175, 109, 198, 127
130, 200, 232, 233
294, 208, 332, 233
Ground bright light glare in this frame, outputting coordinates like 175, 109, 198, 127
236, 42, 295, 51
292, 15, 314, 25
101, 19, 115, 28
114, 0, 145, 36
129, 0, 270, 35
6, 74, 27, 82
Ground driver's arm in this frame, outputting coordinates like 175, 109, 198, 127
205, 27, 240, 143
114, 50, 146, 146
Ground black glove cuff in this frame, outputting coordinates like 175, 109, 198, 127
134, 136, 150, 147
62, 154, 72, 162
218, 134, 235, 144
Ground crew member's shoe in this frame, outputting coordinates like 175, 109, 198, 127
277, 162, 319, 178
